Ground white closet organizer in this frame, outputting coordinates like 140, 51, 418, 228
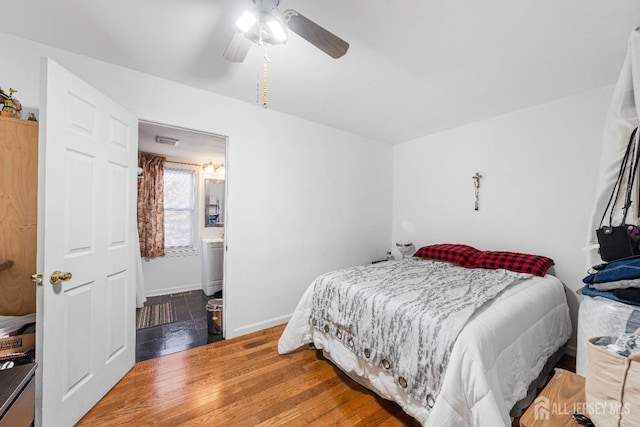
202, 239, 223, 296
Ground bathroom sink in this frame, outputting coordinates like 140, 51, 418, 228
202, 238, 223, 244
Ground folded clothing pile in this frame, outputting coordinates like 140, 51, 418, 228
583, 257, 640, 305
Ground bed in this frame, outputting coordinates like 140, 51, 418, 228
278, 249, 571, 426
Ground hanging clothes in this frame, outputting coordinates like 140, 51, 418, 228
587, 28, 640, 267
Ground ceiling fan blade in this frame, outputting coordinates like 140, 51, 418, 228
283, 10, 349, 59
223, 32, 254, 63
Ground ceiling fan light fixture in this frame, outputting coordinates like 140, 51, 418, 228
236, 10, 257, 33
267, 18, 288, 42
223, 1, 349, 63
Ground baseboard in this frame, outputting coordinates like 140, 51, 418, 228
565, 344, 577, 358
145, 283, 202, 298
231, 314, 291, 339
203, 283, 222, 297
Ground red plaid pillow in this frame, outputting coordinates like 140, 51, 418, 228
413, 244, 479, 266
472, 251, 554, 276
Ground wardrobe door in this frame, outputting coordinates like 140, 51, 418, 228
0, 116, 38, 315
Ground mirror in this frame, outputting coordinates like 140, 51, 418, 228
205, 178, 225, 227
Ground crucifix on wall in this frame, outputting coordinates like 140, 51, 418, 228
472, 172, 482, 211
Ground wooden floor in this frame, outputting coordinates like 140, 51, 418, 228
77, 324, 420, 426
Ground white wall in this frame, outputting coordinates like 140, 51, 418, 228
392, 86, 613, 353
1, 33, 393, 338
141, 251, 203, 296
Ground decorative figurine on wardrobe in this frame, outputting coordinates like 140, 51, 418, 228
0, 88, 22, 118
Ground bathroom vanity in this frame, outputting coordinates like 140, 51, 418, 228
202, 238, 223, 296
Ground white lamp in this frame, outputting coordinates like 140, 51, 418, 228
396, 241, 415, 259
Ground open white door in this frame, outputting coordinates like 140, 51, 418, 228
35, 58, 138, 426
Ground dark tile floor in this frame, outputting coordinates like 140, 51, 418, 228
135, 290, 224, 362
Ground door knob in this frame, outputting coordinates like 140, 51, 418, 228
50, 270, 72, 284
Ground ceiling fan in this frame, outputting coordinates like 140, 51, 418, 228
223, 0, 349, 62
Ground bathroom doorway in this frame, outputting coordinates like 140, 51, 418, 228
135, 120, 228, 362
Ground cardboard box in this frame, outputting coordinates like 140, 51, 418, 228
0, 333, 35, 356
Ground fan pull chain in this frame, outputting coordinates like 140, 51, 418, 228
256, 48, 270, 109
262, 54, 268, 109
256, 55, 261, 106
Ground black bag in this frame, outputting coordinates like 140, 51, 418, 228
596, 225, 637, 262
596, 127, 640, 262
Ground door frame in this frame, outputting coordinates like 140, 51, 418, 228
137, 119, 230, 337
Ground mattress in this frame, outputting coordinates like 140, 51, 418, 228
576, 296, 640, 375
279, 269, 571, 426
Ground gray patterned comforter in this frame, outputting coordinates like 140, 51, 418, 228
309, 258, 531, 409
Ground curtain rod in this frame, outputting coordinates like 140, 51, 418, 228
166, 160, 201, 167
138, 152, 202, 167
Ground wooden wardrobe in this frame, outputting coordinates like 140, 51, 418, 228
0, 115, 38, 316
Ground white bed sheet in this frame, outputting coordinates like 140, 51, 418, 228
278, 272, 571, 426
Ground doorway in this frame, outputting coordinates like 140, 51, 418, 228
135, 120, 228, 361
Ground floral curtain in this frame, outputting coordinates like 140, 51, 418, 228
137, 152, 166, 258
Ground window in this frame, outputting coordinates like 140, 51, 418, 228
164, 168, 195, 249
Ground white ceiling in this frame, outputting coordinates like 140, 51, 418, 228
138, 121, 226, 166
3, 0, 640, 144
